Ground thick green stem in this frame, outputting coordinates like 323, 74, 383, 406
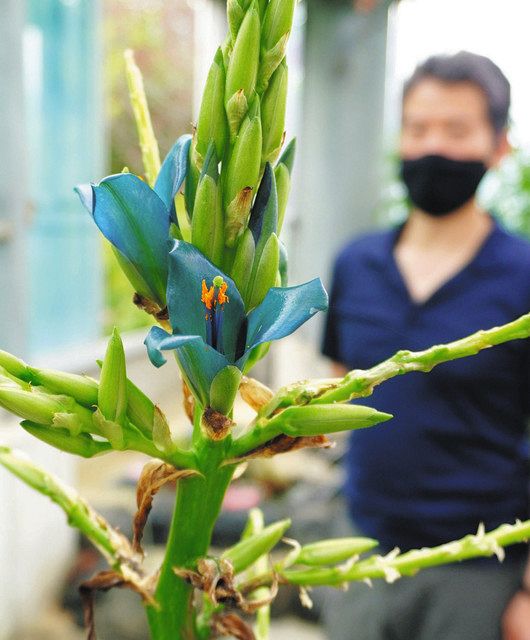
146, 436, 235, 640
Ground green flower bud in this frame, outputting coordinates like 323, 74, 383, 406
257, 32, 289, 94
249, 232, 280, 309
126, 378, 155, 436
277, 136, 296, 173
28, 367, 98, 407
196, 48, 228, 162
230, 228, 255, 300
227, 0, 252, 42
0, 350, 30, 380
261, 0, 296, 51
224, 113, 262, 246
274, 162, 290, 235
191, 144, 224, 266
226, 89, 249, 141
296, 537, 379, 566
152, 406, 175, 455
247, 232, 280, 309
221, 518, 291, 573
0, 384, 93, 433
265, 403, 393, 437
0, 367, 30, 390
98, 328, 127, 425
91, 408, 125, 450
210, 365, 242, 415
22, 421, 112, 458
124, 49, 161, 187
225, 1, 260, 108
261, 60, 288, 167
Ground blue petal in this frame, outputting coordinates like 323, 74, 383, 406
76, 174, 170, 304
166, 241, 246, 361
155, 135, 192, 215
248, 163, 277, 245
240, 278, 328, 363
145, 326, 229, 405
75, 183, 93, 214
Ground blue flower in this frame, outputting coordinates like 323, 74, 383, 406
145, 241, 328, 406
75, 135, 191, 306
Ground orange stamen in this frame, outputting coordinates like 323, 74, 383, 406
201, 279, 215, 310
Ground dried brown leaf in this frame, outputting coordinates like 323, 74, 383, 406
226, 434, 332, 465
239, 377, 274, 412
211, 613, 256, 640
201, 407, 235, 441
133, 461, 199, 554
79, 569, 157, 640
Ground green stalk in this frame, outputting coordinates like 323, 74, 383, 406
262, 311, 530, 415
146, 428, 235, 639
239, 519, 530, 591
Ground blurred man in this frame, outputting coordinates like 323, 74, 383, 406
322, 52, 530, 640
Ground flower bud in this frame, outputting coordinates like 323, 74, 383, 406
261, 60, 288, 168
124, 49, 161, 187
278, 136, 296, 173
98, 328, 127, 425
152, 406, 175, 455
257, 32, 289, 94
0, 384, 93, 433
28, 367, 98, 407
224, 112, 262, 247
196, 48, 228, 162
221, 518, 291, 573
230, 228, 255, 300
0, 350, 29, 380
227, 0, 252, 42
209, 365, 242, 415
296, 537, 379, 566
264, 403, 393, 437
126, 379, 155, 435
92, 408, 125, 450
226, 89, 248, 141
191, 144, 224, 266
225, 2, 260, 108
22, 421, 112, 458
261, 0, 296, 51
274, 162, 290, 235
247, 232, 280, 309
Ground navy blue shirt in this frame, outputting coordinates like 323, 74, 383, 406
323, 217, 530, 554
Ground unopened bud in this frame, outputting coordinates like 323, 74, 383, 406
98, 328, 127, 425
22, 421, 112, 458
296, 537, 379, 566
196, 48, 228, 161
261, 60, 288, 167
28, 367, 98, 408
222, 518, 291, 573
263, 403, 393, 437
225, 2, 260, 108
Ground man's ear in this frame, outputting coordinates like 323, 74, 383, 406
490, 129, 511, 168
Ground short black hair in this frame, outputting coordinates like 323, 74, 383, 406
403, 51, 511, 133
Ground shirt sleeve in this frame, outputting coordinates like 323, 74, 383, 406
321, 255, 344, 364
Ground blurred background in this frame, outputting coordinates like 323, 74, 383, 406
1, 0, 530, 637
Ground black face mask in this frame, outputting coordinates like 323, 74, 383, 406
400, 154, 488, 216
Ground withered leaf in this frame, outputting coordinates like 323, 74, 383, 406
133, 460, 199, 554
79, 569, 157, 640
201, 407, 235, 441
239, 376, 274, 412
212, 613, 256, 640
226, 434, 332, 465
